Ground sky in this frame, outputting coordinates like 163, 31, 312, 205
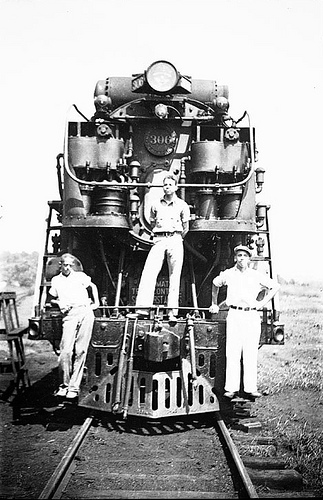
0, 0, 322, 282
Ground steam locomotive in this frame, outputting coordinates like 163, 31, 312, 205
28, 60, 284, 419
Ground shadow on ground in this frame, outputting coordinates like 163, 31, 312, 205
1, 368, 89, 430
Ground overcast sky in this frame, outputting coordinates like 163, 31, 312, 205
0, 0, 322, 282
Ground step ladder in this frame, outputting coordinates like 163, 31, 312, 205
32, 200, 62, 314
252, 205, 279, 317
0, 292, 31, 397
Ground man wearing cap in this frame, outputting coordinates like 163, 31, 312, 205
209, 245, 280, 399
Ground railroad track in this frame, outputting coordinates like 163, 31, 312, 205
38, 409, 258, 499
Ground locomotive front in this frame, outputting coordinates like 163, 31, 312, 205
29, 60, 284, 419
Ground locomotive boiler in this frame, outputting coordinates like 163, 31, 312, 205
28, 60, 284, 419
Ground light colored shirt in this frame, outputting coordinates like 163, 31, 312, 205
150, 195, 190, 233
212, 266, 277, 308
49, 270, 92, 308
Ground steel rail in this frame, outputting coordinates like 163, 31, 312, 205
38, 416, 93, 499
38, 412, 257, 499
215, 413, 259, 498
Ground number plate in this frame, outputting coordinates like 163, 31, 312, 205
144, 126, 177, 156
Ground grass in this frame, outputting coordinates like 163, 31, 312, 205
256, 279, 323, 494
276, 280, 322, 394
291, 425, 323, 492
268, 418, 323, 493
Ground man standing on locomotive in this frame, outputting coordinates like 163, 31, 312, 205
136, 174, 190, 322
47, 253, 99, 400
209, 245, 280, 399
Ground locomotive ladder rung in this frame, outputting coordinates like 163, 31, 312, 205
40, 281, 52, 287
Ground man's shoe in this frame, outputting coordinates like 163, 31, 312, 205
247, 391, 262, 398
223, 391, 236, 399
136, 309, 149, 318
55, 385, 68, 397
168, 313, 178, 323
126, 313, 139, 319
66, 390, 78, 399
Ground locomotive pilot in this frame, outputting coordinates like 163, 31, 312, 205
209, 245, 280, 399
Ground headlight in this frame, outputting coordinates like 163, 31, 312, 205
146, 61, 178, 93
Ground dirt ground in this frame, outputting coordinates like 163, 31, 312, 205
0, 294, 322, 498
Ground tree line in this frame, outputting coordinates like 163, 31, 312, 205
0, 251, 38, 289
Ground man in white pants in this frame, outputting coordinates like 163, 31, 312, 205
209, 245, 280, 399
47, 253, 99, 400
136, 174, 190, 322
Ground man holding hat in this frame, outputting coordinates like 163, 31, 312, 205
209, 245, 280, 399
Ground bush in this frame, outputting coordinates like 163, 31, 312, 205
0, 251, 39, 289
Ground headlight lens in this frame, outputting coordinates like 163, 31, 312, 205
146, 61, 178, 93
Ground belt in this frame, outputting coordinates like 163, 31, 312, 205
154, 231, 182, 237
230, 305, 257, 311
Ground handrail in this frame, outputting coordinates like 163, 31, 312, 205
62, 108, 255, 190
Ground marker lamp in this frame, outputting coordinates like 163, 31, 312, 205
273, 326, 284, 343
155, 103, 168, 119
